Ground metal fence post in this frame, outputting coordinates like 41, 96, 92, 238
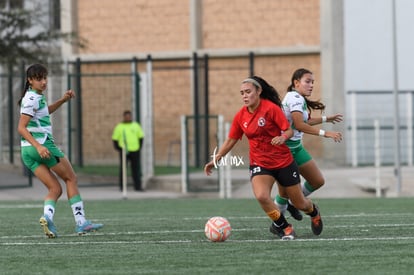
192, 52, 200, 167
203, 54, 209, 164
249, 51, 255, 76
7, 63, 14, 164
75, 58, 83, 167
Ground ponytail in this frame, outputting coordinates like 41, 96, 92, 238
17, 81, 30, 106
305, 98, 325, 112
286, 84, 294, 92
247, 76, 282, 108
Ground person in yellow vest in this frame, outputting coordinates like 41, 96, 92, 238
112, 110, 145, 191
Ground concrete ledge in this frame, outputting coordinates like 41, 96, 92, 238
352, 178, 391, 197
355, 183, 390, 197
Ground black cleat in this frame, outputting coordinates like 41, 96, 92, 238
287, 202, 303, 221
310, 204, 323, 235
270, 223, 296, 240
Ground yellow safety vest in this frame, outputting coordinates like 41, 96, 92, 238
112, 122, 144, 152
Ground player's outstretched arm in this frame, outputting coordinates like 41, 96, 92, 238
48, 90, 75, 114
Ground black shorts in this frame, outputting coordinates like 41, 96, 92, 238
249, 161, 300, 187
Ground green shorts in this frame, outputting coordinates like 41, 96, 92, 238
21, 138, 65, 172
286, 140, 312, 166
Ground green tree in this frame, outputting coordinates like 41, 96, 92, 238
0, 8, 85, 65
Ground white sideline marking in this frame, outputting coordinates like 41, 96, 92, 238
0, 204, 42, 209
102, 212, 414, 222
2, 222, 414, 241
185, 213, 414, 221
1, 236, 414, 246
1, 221, 414, 243
230, 236, 414, 243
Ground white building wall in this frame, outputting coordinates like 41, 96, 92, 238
344, 0, 414, 165
345, 0, 414, 91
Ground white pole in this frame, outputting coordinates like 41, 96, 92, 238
218, 115, 225, 198
350, 92, 358, 167
224, 121, 232, 198
407, 92, 413, 166
181, 115, 187, 194
140, 71, 154, 187
374, 120, 381, 198
122, 147, 127, 199
0, 65, 3, 162
224, 163, 231, 199
145, 59, 154, 182
391, 0, 402, 195
219, 161, 225, 198
140, 72, 148, 184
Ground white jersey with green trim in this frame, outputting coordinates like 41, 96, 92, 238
282, 90, 309, 141
20, 90, 53, 146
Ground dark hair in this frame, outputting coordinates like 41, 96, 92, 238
248, 75, 282, 107
17, 64, 48, 106
287, 68, 325, 113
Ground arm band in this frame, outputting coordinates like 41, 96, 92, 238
322, 116, 327, 123
319, 129, 326, 137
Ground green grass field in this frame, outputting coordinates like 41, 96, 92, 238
1, 198, 413, 274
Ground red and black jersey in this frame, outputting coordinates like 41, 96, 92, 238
229, 99, 293, 169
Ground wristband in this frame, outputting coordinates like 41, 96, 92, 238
281, 134, 289, 140
322, 116, 327, 123
319, 129, 326, 137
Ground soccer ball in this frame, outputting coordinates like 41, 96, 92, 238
204, 216, 231, 242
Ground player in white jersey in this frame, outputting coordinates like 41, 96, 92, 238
275, 68, 343, 220
17, 63, 103, 238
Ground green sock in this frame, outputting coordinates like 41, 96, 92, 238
302, 181, 315, 197
275, 195, 288, 213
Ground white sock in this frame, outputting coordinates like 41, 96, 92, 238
44, 204, 55, 221
71, 201, 87, 226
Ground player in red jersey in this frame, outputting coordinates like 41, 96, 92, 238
204, 76, 323, 239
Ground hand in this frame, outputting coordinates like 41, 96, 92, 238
62, 90, 76, 102
204, 161, 215, 176
271, 135, 286, 146
37, 145, 51, 159
325, 131, 342, 143
328, 114, 343, 124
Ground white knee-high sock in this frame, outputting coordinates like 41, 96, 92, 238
43, 200, 56, 221
69, 195, 87, 226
